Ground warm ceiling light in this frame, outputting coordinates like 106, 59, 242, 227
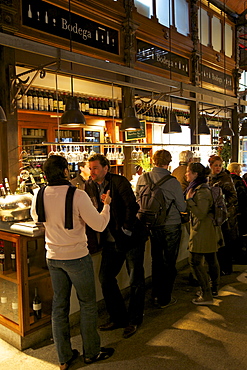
60, 96, 86, 126
219, 119, 234, 137
194, 115, 210, 135
120, 107, 141, 131
163, 110, 181, 133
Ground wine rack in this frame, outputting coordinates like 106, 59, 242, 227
0, 230, 52, 337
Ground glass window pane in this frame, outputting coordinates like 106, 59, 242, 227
225, 23, 233, 58
134, 0, 153, 18
175, 0, 189, 36
212, 16, 222, 52
156, 0, 172, 27
198, 8, 209, 46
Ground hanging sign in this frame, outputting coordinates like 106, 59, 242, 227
201, 65, 233, 91
22, 0, 119, 55
125, 121, 146, 141
136, 40, 189, 77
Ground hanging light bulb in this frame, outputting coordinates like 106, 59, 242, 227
194, 115, 210, 135
120, 107, 141, 131
60, 96, 86, 126
163, 109, 181, 133
219, 119, 234, 137
240, 119, 247, 136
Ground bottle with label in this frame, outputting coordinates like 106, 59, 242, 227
33, 89, 39, 110
89, 97, 94, 115
0, 184, 6, 197
0, 241, 5, 274
11, 243, 16, 272
22, 92, 28, 110
84, 96, 90, 114
43, 90, 49, 111
4, 178, 12, 195
38, 89, 44, 111
27, 88, 33, 110
33, 287, 42, 321
15, 176, 21, 194
17, 90, 23, 109
58, 94, 64, 113
80, 96, 86, 113
48, 90, 54, 112
40, 173, 46, 186
97, 98, 102, 116
29, 174, 40, 190
108, 99, 113, 117
53, 91, 58, 112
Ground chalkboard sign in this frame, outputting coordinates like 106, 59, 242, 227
125, 121, 146, 141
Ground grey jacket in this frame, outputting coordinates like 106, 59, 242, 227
136, 167, 187, 225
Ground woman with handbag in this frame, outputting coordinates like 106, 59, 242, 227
185, 163, 222, 305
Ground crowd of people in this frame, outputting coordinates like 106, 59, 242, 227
30, 149, 247, 369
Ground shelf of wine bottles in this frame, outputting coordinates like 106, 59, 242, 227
135, 103, 190, 124
17, 86, 121, 118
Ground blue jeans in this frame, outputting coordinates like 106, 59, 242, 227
150, 224, 181, 306
99, 240, 145, 326
47, 255, 100, 363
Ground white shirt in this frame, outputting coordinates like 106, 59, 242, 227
31, 186, 110, 260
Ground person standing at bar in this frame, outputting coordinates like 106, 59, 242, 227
31, 155, 114, 369
85, 153, 148, 339
185, 162, 221, 305
136, 149, 186, 308
208, 155, 238, 275
172, 150, 194, 191
70, 161, 90, 190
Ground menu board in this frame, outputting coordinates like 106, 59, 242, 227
125, 121, 146, 141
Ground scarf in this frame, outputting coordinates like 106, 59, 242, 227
183, 177, 207, 197
36, 180, 76, 229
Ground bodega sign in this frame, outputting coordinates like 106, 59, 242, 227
22, 0, 119, 55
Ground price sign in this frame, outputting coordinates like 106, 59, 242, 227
125, 121, 146, 141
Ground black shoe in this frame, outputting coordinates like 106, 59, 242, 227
84, 347, 114, 364
60, 349, 79, 370
99, 322, 125, 331
123, 324, 137, 339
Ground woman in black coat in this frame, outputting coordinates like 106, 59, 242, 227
208, 155, 238, 275
227, 162, 247, 262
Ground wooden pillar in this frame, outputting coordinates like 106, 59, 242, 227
0, 46, 18, 191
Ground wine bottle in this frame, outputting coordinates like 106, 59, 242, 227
89, 97, 94, 115
84, 96, 90, 114
11, 243, 16, 272
43, 90, 49, 111
40, 173, 46, 186
27, 88, 33, 110
48, 90, 54, 112
97, 98, 102, 116
1, 282, 7, 304
15, 175, 21, 194
80, 96, 85, 113
0, 184, 6, 197
58, 94, 64, 113
0, 241, 5, 274
29, 174, 40, 190
33, 89, 39, 110
38, 89, 44, 111
22, 92, 28, 110
4, 178, 12, 195
53, 92, 58, 112
33, 287, 42, 321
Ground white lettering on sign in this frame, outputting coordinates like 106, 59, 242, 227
61, 18, 92, 40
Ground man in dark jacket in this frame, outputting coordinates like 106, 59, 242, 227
85, 154, 148, 339
70, 161, 90, 190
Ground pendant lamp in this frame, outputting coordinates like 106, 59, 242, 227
60, 96, 86, 126
163, 110, 181, 133
194, 115, 210, 135
0, 106, 7, 122
120, 107, 141, 131
240, 120, 247, 136
219, 119, 234, 137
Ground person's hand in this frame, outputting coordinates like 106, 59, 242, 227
186, 188, 195, 200
101, 190, 111, 205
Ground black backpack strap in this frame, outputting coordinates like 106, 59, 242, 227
36, 186, 47, 222
65, 185, 77, 230
156, 174, 174, 187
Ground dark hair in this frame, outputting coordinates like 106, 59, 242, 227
88, 153, 110, 170
208, 155, 223, 166
43, 155, 68, 183
153, 150, 172, 167
188, 162, 211, 180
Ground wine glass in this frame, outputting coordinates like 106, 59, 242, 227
118, 146, 125, 161
137, 147, 144, 161
131, 147, 139, 161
